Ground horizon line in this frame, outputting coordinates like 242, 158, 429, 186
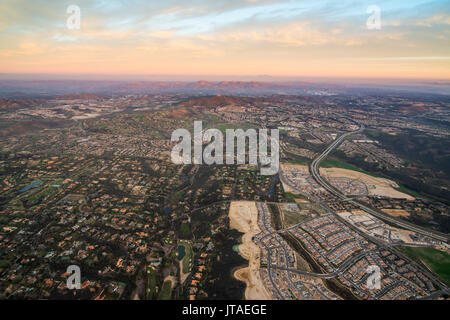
1, 73, 450, 83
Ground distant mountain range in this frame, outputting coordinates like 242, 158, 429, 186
0, 80, 330, 98
0, 79, 448, 98
180, 94, 280, 108
0, 98, 40, 110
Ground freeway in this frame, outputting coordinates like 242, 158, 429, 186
275, 125, 450, 297
309, 125, 449, 243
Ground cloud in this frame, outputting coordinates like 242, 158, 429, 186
207, 22, 364, 47
0, 0, 449, 79
417, 13, 450, 26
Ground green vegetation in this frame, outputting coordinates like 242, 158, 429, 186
282, 208, 310, 226
157, 280, 172, 300
363, 127, 450, 203
396, 183, 431, 200
146, 267, 157, 299
396, 183, 434, 201
0, 260, 10, 268
294, 253, 312, 272
171, 190, 185, 203
202, 114, 221, 127
284, 192, 308, 202
280, 202, 325, 226
268, 203, 282, 231
365, 128, 381, 138
399, 246, 450, 286
209, 122, 258, 133
179, 223, 191, 239
284, 160, 308, 166
180, 242, 193, 274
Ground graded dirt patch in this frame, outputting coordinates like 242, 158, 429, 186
320, 167, 414, 200
229, 201, 273, 300
382, 209, 410, 217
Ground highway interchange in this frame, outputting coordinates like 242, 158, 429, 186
309, 124, 449, 243
272, 124, 450, 298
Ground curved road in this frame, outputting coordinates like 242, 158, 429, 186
309, 125, 449, 243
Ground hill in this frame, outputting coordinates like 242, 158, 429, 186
180, 95, 279, 108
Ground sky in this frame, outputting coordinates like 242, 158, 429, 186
0, 0, 449, 80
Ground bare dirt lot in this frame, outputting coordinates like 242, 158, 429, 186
382, 209, 411, 217
320, 167, 414, 200
229, 201, 273, 300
